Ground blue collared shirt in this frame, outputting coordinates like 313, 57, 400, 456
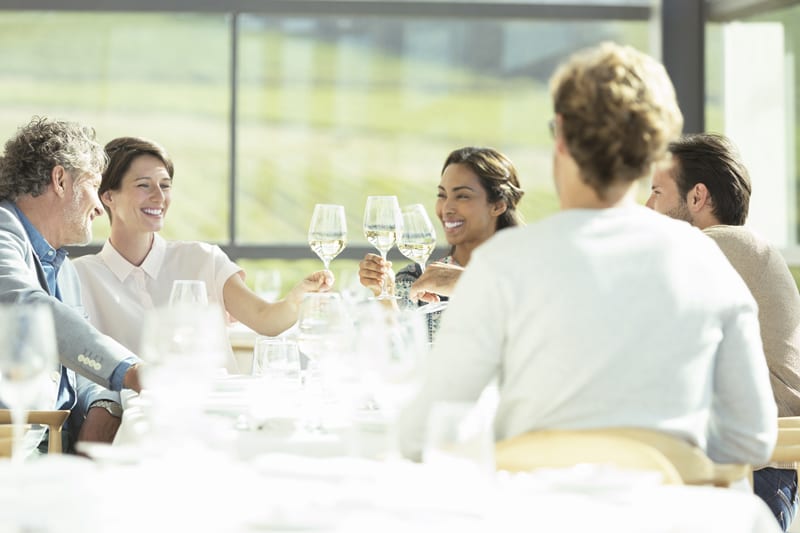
10, 205, 135, 393
11, 204, 74, 411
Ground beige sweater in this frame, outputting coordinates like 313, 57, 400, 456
704, 225, 800, 417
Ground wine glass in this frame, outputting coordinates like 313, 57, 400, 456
308, 204, 347, 271
397, 204, 436, 273
169, 280, 209, 306
0, 304, 58, 463
295, 293, 352, 431
254, 269, 282, 302
363, 195, 401, 299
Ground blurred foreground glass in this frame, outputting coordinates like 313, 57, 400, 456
423, 401, 494, 478
398, 204, 436, 273
169, 280, 209, 306
254, 269, 282, 302
363, 195, 401, 300
0, 304, 58, 463
308, 204, 347, 271
252, 337, 300, 383
296, 292, 352, 375
139, 304, 229, 445
351, 302, 427, 412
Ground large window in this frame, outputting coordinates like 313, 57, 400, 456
0, 3, 655, 288
706, 3, 800, 261
235, 15, 650, 248
0, 12, 231, 243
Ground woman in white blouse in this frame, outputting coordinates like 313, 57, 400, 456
73, 136, 332, 356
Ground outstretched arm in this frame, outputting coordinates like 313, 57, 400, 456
223, 270, 334, 337
408, 262, 465, 303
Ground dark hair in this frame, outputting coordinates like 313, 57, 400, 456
669, 133, 751, 226
441, 146, 524, 230
100, 136, 174, 221
549, 42, 683, 199
0, 116, 106, 201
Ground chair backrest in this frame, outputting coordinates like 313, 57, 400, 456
0, 409, 70, 455
495, 427, 749, 487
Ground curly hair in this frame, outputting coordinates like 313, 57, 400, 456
550, 42, 683, 199
100, 136, 174, 221
0, 116, 106, 202
442, 146, 525, 230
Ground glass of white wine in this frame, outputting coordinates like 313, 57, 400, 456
398, 204, 436, 273
308, 204, 347, 271
363, 195, 401, 300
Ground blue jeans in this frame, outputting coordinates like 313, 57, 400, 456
754, 467, 799, 531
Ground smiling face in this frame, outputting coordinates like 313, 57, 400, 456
435, 163, 503, 254
60, 169, 104, 246
101, 154, 172, 234
646, 163, 692, 224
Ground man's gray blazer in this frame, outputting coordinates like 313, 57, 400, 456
0, 201, 137, 395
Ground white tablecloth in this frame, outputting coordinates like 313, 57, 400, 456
0, 452, 782, 533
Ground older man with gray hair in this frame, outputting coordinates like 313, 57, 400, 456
0, 116, 142, 452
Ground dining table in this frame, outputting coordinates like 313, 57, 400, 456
0, 324, 784, 533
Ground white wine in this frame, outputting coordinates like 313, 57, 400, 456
309, 238, 346, 264
364, 228, 396, 253
398, 240, 435, 266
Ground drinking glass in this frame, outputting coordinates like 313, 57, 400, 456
0, 304, 58, 463
363, 195, 401, 299
397, 204, 436, 273
139, 304, 229, 445
423, 401, 495, 478
254, 270, 282, 302
308, 204, 347, 271
296, 293, 351, 374
252, 337, 300, 382
169, 280, 209, 306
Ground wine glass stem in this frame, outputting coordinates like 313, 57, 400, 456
323, 259, 330, 271
379, 251, 389, 298
10, 408, 27, 465
418, 262, 426, 274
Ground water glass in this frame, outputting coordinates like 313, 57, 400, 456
423, 401, 494, 477
254, 270, 282, 302
0, 304, 59, 463
253, 337, 300, 382
169, 280, 209, 306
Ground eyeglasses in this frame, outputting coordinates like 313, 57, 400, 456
548, 118, 556, 139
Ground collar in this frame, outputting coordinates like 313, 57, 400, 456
100, 233, 166, 282
11, 203, 67, 269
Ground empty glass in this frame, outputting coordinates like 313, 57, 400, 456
254, 269, 282, 302
168, 280, 209, 306
139, 304, 230, 445
0, 304, 58, 463
253, 337, 300, 382
423, 401, 495, 478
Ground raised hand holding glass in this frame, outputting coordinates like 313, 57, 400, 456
363, 195, 401, 299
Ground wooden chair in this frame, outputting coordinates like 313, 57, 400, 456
495, 427, 750, 487
0, 409, 71, 455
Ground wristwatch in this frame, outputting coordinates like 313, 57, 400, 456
89, 400, 123, 419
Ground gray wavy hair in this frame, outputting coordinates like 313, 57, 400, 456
0, 116, 107, 201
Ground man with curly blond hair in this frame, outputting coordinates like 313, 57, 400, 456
0, 116, 142, 452
399, 43, 777, 470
